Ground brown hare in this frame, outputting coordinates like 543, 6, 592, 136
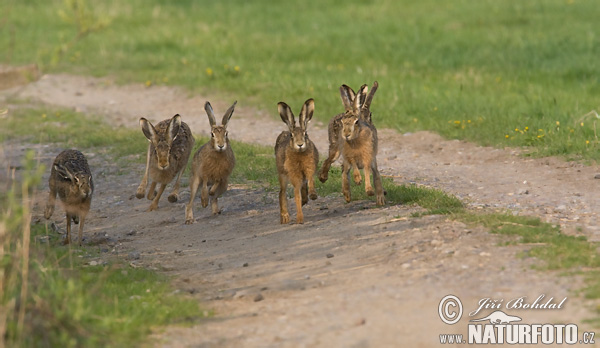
275, 98, 319, 224
319, 81, 385, 206
135, 114, 194, 211
44, 149, 93, 245
185, 101, 237, 224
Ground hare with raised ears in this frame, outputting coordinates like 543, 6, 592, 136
185, 101, 237, 224
135, 114, 195, 211
319, 81, 385, 206
44, 149, 93, 245
275, 98, 319, 224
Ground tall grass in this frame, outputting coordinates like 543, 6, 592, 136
2, 0, 600, 159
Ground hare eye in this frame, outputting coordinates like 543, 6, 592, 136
354, 119, 359, 125
211, 132, 215, 138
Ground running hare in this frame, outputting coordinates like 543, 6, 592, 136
319, 81, 385, 206
44, 149, 93, 245
275, 98, 319, 224
136, 114, 195, 211
185, 101, 237, 224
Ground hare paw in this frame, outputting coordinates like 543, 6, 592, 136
168, 193, 178, 203
309, 192, 318, 200
366, 188, 375, 196
280, 213, 290, 224
44, 205, 54, 219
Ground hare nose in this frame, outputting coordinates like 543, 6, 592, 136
218, 144, 225, 149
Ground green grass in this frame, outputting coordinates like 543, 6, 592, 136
2, 0, 600, 159
0, 105, 147, 158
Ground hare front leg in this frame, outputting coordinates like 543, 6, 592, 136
147, 182, 157, 200
185, 174, 201, 224
342, 161, 352, 203
200, 181, 209, 208
278, 175, 289, 224
363, 164, 375, 197
136, 144, 151, 199
372, 163, 385, 206
319, 142, 340, 183
352, 163, 362, 185
209, 179, 227, 215
44, 185, 57, 219
168, 166, 185, 203
65, 213, 72, 245
307, 173, 317, 201
77, 214, 87, 246
293, 184, 304, 224
148, 183, 167, 211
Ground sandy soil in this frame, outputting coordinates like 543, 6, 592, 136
2, 74, 600, 347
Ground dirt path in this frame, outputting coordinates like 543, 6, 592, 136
2, 74, 600, 347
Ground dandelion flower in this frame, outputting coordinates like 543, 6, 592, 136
42, 113, 47, 118
581, 122, 584, 127
145, 80, 152, 87
505, 134, 509, 139
234, 66, 240, 72
556, 121, 560, 126
586, 140, 590, 145
205, 68, 213, 76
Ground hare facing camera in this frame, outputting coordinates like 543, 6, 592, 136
185, 101, 237, 224
136, 114, 195, 211
44, 149, 94, 245
275, 98, 319, 224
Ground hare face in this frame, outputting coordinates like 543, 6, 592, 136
341, 114, 360, 141
154, 140, 172, 169
290, 128, 309, 152
211, 126, 229, 152
71, 174, 93, 200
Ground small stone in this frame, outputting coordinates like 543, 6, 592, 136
479, 252, 491, 257
595, 174, 600, 179
430, 239, 443, 246
174, 249, 183, 254
243, 262, 249, 267
126, 230, 137, 236
326, 253, 334, 258
161, 264, 176, 271
127, 251, 141, 260
254, 293, 264, 302
401, 263, 411, 269
89, 261, 98, 266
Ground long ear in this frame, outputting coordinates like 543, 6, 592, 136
363, 81, 378, 110
353, 84, 368, 112
140, 117, 157, 141
299, 98, 315, 130
340, 85, 356, 112
222, 101, 237, 128
54, 164, 74, 182
167, 114, 181, 142
204, 101, 217, 127
277, 102, 295, 132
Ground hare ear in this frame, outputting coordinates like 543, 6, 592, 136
54, 164, 74, 182
140, 117, 157, 142
205, 101, 217, 127
277, 102, 295, 131
354, 84, 368, 112
299, 98, 314, 130
167, 114, 181, 142
363, 81, 378, 110
222, 101, 237, 128
340, 85, 356, 112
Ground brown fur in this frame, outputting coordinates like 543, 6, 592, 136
185, 101, 237, 223
275, 99, 319, 224
136, 114, 195, 211
319, 82, 385, 206
44, 149, 93, 245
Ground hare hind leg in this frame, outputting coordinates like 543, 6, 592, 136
278, 175, 290, 224
65, 213, 73, 245
372, 163, 385, 206
136, 145, 151, 199
342, 161, 352, 203
185, 174, 201, 224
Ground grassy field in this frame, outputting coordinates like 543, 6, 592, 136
2, 0, 600, 159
